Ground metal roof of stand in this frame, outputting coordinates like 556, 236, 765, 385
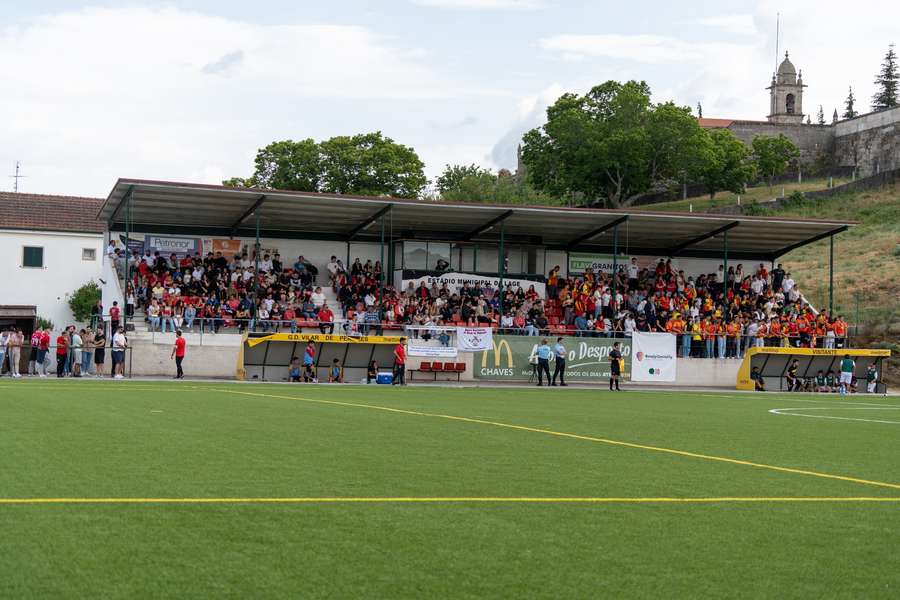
100, 179, 854, 261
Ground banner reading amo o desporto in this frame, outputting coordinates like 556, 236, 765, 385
473, 336, 631, 382
631, 332, 677, 382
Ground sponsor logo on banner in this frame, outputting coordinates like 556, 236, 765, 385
145, 235, 201, 256
631, 332, 677, 382
203, 239, 243, 254
474, 336, 631, 381
457, 327, 493, 352
407, 343, 458, 358
402, 272, 546, 297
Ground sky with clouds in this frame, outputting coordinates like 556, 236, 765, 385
2, 0, 897, 197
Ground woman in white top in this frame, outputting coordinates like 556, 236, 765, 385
311, 287, 326, 308
70, 330, 83, 377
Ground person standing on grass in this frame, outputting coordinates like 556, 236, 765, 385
171, 329, 186, 379
28, 328, 41, 376
81, 328, 94, 377
55, 330, 68, 378
839, 354, 855, 396
392, 337, 407, 386
0, 329, 8, 376
71, 329, 83, 378
112, 327, 127, 379
535, 338, 552, 386
609, 341, 623, 391
93, 328, 106, 378
551, 337, 567, 386
7, 329, 23, 378
866, 363, 879, 394
38, 328, 50, 377
303, 341, 317, 383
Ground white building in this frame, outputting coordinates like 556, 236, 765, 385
0, 192, 104, 331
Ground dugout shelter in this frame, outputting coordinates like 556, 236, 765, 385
736, 347, 891, 393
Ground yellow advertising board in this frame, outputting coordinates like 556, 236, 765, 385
246, 333, 404, 348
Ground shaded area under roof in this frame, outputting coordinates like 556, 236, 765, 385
99, 179, 854, 261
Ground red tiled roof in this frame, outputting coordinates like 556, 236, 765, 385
697, 117, 735, 128
0, 192, 105, 234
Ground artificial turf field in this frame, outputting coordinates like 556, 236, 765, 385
1, 380, 898, 598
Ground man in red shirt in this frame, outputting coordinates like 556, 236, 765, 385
392, 337, 407, 386
55, 331, 68, 378
109, 301, 121, 335
38, 329, 51, 377
317, 304, 335, 334
170, 329, 186, 379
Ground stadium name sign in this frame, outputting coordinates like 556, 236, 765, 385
474, 335, 631, 381
402, 273, 546, 297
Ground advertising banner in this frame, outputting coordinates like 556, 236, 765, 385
457, 327, 493, 352
145, 235, 201, 256
473, 336, 631, 381
567, 253, 739, 279
407, 343, 459, 358
631, 332, 677, 382
202, 238, 244, 255
568, 253, 619, 274
402, 272, 546, 297
247, 333, 403, 348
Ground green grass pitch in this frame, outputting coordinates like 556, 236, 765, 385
1, 380, 898, 598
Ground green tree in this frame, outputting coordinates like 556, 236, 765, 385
817, 105, 826, 125
872, 43, 899, 111
438, 165, 561, 205
435, 164, 493, 194
698, 129, 755, 199
520, 80, 712, 208
843, 86, 858, 119
224, 133, 427, 198
751, 134, 800, 188
67, 282, 101, 323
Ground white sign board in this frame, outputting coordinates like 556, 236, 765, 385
407, 343, 459, 358
631, 332, 677, 382
457, 327, 493, 352
403, 273, 546, 297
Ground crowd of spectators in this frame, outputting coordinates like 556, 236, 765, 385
109, 243, 850, 358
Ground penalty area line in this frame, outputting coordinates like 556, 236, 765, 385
2, 497, 900, 505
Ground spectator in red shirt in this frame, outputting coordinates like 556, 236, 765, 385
392, 337, 407, 386
170, 329, 186, 379
109, 301, 121, 334
317, 304, 335, 334
38, 329, 51, 377
55, 332, 68, 378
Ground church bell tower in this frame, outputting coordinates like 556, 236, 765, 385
767, 52, 806, 124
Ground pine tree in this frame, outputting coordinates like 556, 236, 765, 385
872, 43, 899, 111
843, 86, 858, 119
817, 105, 825, 125
697, 102, 703, 118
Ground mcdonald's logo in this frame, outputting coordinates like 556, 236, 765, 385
482, 339, 514, 369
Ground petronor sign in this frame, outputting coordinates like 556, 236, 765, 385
474, 335, 631, 381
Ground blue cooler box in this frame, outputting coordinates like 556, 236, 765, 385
376, 372, 393, 384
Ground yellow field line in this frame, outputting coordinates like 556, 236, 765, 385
218, 389, 900, 491
2, 497, 900, 505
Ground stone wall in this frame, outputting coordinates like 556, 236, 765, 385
726, 120, 834, 165
832, 107, 900, 177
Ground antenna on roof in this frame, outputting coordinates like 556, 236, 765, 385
8, 161, 26, 193
774, 13, 780, 74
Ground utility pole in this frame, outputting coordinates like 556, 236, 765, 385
9, 161, 26, 192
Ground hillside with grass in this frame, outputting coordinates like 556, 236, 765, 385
644, 182, 900, 383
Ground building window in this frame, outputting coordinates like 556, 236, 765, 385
82, 248, 97, 261
786, 94, 796, 114
22, 246, 44, 268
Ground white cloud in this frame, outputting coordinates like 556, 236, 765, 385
412, 0, 549, 10
538, 34, 711, 63
679, 15, 758, 36
0, 6, 502, 196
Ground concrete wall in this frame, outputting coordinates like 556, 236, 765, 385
727, 121, 834, 164
129, 332, 241, 378
832, 107, 900, 176
0, 229, 103, 329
